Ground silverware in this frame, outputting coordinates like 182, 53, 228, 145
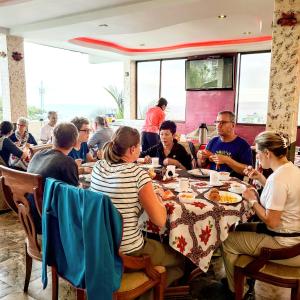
198, 168, 205, 175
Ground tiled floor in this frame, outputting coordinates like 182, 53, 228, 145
0, 212, 292, 299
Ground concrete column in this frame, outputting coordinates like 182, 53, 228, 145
0, 35, 27, 122
124, 60, 136, 119
267, 0, 300, 151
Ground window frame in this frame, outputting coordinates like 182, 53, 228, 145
235, 50, 271, 126
136, 57, 187, 122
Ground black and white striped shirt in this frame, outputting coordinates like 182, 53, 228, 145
90, 160, 151, 253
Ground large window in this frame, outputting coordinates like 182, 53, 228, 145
24, 42, 124, 122
236, 52, 271, 124
137, 59, 186, 121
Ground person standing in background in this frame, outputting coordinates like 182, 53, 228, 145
88, 116, 113, 156
40, 111, 58, 144
141, 97, 167, 151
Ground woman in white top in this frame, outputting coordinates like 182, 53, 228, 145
90, 126, 184, 286
222, 131, 300, 296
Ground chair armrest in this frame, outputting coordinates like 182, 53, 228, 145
244, 242, 300, 273
120, 253, 161, 280
259, 243, 300, 260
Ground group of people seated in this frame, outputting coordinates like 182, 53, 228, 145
1, 102, 300, 299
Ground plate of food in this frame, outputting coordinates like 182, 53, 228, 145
193, 181, 210, 188
187, 169, 211, 178
82, 162, 96, 168
162, 190, 176, 201
178, 192, 196, 201
204, 189, 242, 204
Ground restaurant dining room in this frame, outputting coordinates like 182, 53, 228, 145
1, 0, 300, 300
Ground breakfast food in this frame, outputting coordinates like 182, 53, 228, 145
195, 182, 208, 187
207, 188, 221, 201
148, 168, 156, 179
178, 192, 195, 200
162, 190, 175, 200
219, 193, 238, 203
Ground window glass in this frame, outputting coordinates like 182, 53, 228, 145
137, 61, 160, 119
237, 52, 271, 124
24, 42, 124, 122
161, 59, 186, 121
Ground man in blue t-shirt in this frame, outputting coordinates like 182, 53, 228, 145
197, 111, 252, 179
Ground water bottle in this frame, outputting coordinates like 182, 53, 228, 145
199, 123, 208, 145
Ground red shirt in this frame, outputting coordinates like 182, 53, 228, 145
142, 106, 165, 134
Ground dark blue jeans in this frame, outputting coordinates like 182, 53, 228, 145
141, 132, 160, 152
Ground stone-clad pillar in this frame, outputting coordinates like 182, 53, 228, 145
124, 60, 136, 119
267, 0, 300, 155
0, 34, 27, 122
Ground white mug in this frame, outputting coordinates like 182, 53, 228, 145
179, 178, 190, 192
210, 171, 220, 185
166, 165, 176, 177
152, 157, 159, 166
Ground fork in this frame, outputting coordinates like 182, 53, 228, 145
198, 168, 205, 175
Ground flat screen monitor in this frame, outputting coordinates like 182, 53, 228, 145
185, 56, 234, 90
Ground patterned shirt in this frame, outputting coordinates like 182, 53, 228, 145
90, 160, 151, 254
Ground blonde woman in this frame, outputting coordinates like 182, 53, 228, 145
90, 126, 184, 287
222, 131, 300, 297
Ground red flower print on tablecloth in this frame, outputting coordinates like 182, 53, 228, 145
199, 225, 212, 245
165, 202, 175, 214
191, 201, 207, 209
146, 220, 160, 234
173, 235, 187, 253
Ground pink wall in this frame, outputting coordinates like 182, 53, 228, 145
176, 90, 266, 146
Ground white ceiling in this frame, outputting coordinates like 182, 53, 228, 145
0, 0, 274, 61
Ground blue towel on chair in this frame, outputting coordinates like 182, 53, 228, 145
42, 178, 123, 300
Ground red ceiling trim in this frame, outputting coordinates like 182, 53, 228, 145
70, 36, 272, 53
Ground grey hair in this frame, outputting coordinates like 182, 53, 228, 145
218, 111, 235, 122
17, 117, 29, 127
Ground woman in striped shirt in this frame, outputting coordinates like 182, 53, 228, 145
90, 126, 184, 287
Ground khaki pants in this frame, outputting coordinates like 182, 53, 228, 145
129, 237, 185, 286
222, 231, 300, 293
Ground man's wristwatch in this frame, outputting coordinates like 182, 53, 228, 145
249, 199, 258, 208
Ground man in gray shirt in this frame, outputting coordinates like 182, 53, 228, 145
88, 116, 113, 152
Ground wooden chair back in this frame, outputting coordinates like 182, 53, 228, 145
0, 165, 43, 258
30, 143, 53, 156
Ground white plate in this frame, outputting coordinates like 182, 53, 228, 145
141, 164, 162, 169
82, 162, 96, 168
163, 182, 178, 189
193, 181, 210, 188
187, 169, 211, 178
175, 187, 193, 193
204, 191, 242, 204
228, 188, 244, 194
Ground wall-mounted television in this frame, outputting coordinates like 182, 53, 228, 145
185, 55, 234, 90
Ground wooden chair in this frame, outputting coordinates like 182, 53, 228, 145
52, 253, 166, 300
0, 165, 46, 292
234, 243, 300, 300
30, 143, 53, 156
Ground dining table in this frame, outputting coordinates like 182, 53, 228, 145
139, 168, 254, 272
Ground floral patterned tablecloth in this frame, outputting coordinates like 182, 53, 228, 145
139, 173, 253, 272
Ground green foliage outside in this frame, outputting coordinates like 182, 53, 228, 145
104, 86, 124, 119
27, 106, 45, 120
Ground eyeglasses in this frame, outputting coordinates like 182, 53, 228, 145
17, 124, 26, 127
214, 121, 233, 126
79, 129, 91, 133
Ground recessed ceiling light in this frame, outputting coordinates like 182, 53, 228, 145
243, 31, 252, 35
98, 24, 108, 27
218, 15, 227, 19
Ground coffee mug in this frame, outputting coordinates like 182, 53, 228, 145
179, 178, 190, 192
152, 157, 159, 166
230, 183, 246, 194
